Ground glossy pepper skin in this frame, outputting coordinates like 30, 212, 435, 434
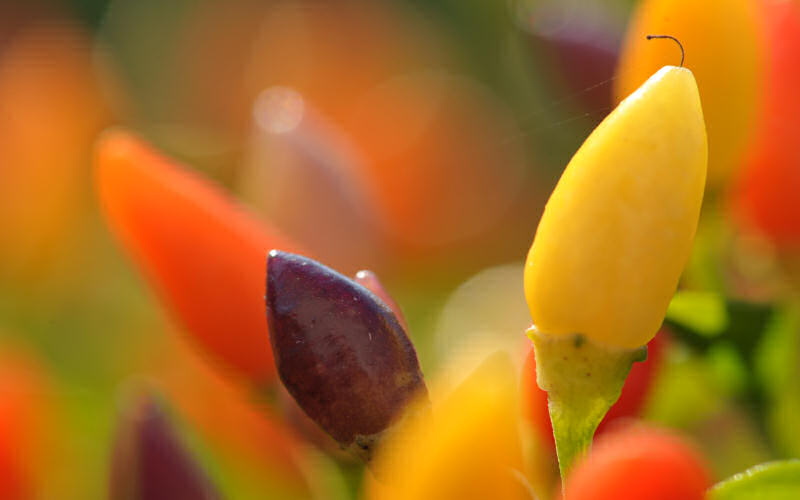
265, 251, 427, 462
524, 66, 707, 349
615, 0, 762, 188
95, 130, 299, 385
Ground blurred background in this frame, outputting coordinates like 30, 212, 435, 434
1, 0, 799, 498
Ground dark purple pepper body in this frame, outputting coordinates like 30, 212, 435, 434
110, 393, 220, 500
266, 251, 428, 461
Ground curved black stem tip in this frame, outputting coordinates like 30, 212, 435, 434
646, 34, 685, 67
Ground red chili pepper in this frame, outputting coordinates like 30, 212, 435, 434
0, 346, 52, 500
565, 424, 711, 500
734, 0, 800, 248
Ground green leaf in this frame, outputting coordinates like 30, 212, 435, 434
725, 300, 775, 366
664, 293, 775, 368
708, 460, 800, 500
666, 290, 728, 337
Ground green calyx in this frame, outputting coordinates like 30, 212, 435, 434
528, 327, 647, 482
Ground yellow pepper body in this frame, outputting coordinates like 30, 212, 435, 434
615, 0, 762, 188
368, 354, 528, 500
524, 66, 707, 349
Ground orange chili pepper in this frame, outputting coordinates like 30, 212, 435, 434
95, 130, 300, 385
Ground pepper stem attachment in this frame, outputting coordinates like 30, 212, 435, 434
527, 327, 647, 484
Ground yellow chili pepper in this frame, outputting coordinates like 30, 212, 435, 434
368, 353, 529, 500
524, 65, 707, 349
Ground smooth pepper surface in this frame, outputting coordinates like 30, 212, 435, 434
524, 66, 707, 349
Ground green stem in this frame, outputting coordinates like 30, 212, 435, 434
528, 328, 646, 486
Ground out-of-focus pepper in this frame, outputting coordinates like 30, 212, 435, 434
144, 334, 309, 494
615, 0, 762, 188
734, 0, 800, 249
565, 424, 711, 500
0, 21, 109, 283
368, 353, 529, 500
525, 65, 707, 349
110, 391, 220, 500
0, 343, 57, 500
95, 130, 299, 385
244, 2, 527, 256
